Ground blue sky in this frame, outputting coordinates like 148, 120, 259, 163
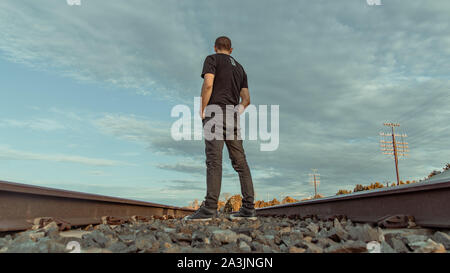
0, 0, 449, 207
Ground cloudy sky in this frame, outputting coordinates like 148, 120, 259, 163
0, 0, 449, 207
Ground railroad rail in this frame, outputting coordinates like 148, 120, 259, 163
2, 173, 449, 233
256, 175, 450, 228
0, 180, 194, 232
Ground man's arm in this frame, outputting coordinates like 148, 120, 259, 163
200, 73, 215, 119
238, 87, 250, 114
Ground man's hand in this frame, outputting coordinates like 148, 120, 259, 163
238, 88, 250, 114
237, 104, 245, 115
200, 73, 215, 119
199, 108, 206, 120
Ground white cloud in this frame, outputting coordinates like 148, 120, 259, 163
1, 0, 449, 198
0, 118, 65, 131
0, 145, 131, 166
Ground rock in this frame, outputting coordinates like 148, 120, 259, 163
6, 239, 35, 253
7, 238, 66, 253
300, 241, 323, 253
156, 231, 172, 243
403, 234, 428, 246
377, 215, 416, 229
192, 231, 208, 242
383, 228, 434, 238
262, 245, 273, 253
250, 241, 264, 252
317, 228, 329, 238
333, 218, 342, 229
8, 215, 445, 253
281, 235, 294, 248
432, 231, 450, 249
326, 227, 349, 242
0, 237, 11, 248
324, 221, 333, 230
263, 234, 275, 242
381, 241, 396, 253
161, 241, 173, 251
333, 219, 349, 240
289, 246, 306, 253
317, 237, 337, 248
347, 224, 383, 242
237, 233, 252, 243
306, 222, 319, 234
298, 221, 308, 228
172, 232, 192, 243
32, 217, 70, 231
84, 224, 94, 231
108, 241, 129, 253
402, 234, 434, 251
162, 243, 181, 253
81, 230, 109, 248
412, 239, 446, 253
164, 227, 176, 233
29, 232, 45, 242
273, 235, 281, 245
388, 238, 410, 253
231, 227, 253, 236
325, 241, 367, 253
83, 248, 113, 253
239, 241, 251, 252
279, 227, 291, 235
117, 234, 133, 245
290, 229, 303, 238
212, 229, 238, 244
298, 227, 315, 237
135, 234, 156, 251
344, 220, 353, 231
177, 226, 192, 235
45, 226, 60, 240
94, 224, 115, 236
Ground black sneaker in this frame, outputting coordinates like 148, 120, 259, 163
184, 204, 218, 221
229, 206, 257, 220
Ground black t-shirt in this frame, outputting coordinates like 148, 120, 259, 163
201, 53, 248, 108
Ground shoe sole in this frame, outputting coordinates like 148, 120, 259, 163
183, 216, 215, 221
229, 215, 257, 221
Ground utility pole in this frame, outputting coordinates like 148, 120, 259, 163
309, 169, 320, 198
380, 123, 409, 185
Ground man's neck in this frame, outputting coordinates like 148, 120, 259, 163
216, 50, 231, 55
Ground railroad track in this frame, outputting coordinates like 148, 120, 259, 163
257, 174, 450, 229
1, 173, 449, 233
0, 180, 194, 232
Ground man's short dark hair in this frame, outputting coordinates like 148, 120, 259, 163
215, 36, 232, 51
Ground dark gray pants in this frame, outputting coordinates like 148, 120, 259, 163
203, 109, 255, 210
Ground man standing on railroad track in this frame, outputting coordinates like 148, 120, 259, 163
184, 36, 256, 221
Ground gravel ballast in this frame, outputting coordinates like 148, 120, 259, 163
0, 215, 448, 253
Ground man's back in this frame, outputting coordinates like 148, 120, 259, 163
184, 36, 256, 221
201, 53, 248, 108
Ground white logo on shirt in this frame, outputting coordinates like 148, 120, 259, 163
230, 57, 236, 66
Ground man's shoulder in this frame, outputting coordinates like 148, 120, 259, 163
231, 57, 245, 71
205, 54, 218, 60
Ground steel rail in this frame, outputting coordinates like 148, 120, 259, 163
0, 180, 194, 232
256, 178, 450, 228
